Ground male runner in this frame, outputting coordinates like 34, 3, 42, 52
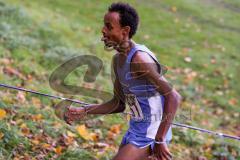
64, 2, 181, 160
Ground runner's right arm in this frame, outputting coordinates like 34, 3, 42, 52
69, 54, 126, 115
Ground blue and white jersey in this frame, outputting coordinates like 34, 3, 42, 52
116, 44, 172, 141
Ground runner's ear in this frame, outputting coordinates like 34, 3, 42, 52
122, 26, 130, 38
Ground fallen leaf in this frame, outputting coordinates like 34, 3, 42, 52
21, 127, 30, 136
143, 34, 150, 40
76, 124, 93, 140
84, 27, 92, 32
16, 119, 23, 125
0, 132, 4, 139
90, 133, 99, 142
17, 92, 26, 103
53, 122, 62, 128
214, 108, 223, 115
223, 78, 228, 88
26, 74, 33, 81
94, 142, 109, 149
171, 6, 177, 12
233, 112, 239, 118
54, 146, 63, 155
31, 139, 40, 145
95, 143, 113, 159
20, 123, 27, 128
31, 97, 42, 108
0, 58, 12, 65
183, 71, 197, 84
110, 124, 122, 134
10, 120, 17, 125
32, 114, 43, 121
107, 131, 115, 140
64, 136, 74, 145
228, 98, 237, 106
184, 56, 192, 63
20, 123, 31, 136
3, 66, 26, 80
0, 109, 7, 119
42, 143, 52, 150
23, 154, 31, 160
210, 57, 216, 64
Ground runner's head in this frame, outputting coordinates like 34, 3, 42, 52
102, 2, 139, 47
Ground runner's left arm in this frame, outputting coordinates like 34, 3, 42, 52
131, 51, 182, 141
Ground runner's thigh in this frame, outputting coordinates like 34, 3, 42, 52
112, 143, 151, 160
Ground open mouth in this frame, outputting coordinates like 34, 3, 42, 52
101, 36, 115, 48
101, 36, 108, 42
101, 36, 110, 44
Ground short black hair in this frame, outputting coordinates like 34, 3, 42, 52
108, 2, 139, 38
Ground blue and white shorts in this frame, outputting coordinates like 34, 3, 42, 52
120, 130, 171, 151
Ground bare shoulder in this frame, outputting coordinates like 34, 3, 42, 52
111, 53, 120, 75
112, 53, 120, 65
132, 51, 155, 63
130, 51, 159, 77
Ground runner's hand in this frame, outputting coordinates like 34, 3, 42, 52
64, 106, 86, 125
152, 143, 172, 160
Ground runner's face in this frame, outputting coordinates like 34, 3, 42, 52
101, 12, 128, 48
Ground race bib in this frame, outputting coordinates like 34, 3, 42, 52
125, 94, 144, 120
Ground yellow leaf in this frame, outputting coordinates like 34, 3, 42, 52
143, 34, 150, 40
31, 139, 40, 145
90, 133, 99, 142
31, 97, 41, 108
171, 6, 177, 12
110, 124, 122, 134
42, 143, 51, 149
65, 136, 74, 145
20, 123, 27, 128
16, 119, 23, 124
0, 109, 6, 119
76, 124, 93, 140
20, 123, 30, 135
0, 132, 4, 139
54, 146, 63, 155
32, 114, 43, 121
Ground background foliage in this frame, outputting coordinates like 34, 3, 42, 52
0, 0, 239, 159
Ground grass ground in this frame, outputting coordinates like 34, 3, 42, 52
0, 0, 239, 159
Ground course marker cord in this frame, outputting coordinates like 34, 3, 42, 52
0, 83, 239, 141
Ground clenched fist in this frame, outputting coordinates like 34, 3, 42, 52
64, 106, 87, 125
